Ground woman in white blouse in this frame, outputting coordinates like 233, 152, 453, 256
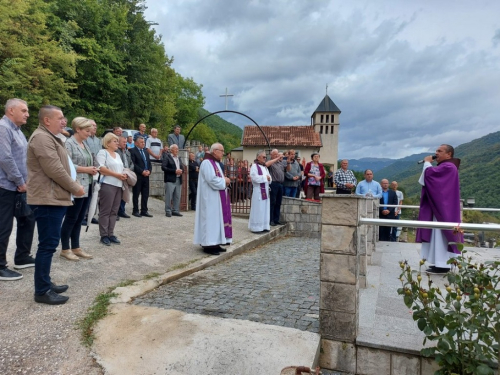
96, 133, 127, 246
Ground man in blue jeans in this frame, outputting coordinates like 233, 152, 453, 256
0, 99, 36, 281
27, 105, 84, 305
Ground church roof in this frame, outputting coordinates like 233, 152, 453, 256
241, 126, 322, 147
313, 95, 341, 113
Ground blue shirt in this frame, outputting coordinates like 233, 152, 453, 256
0, 115, 28, 191
355, 180, 382, 198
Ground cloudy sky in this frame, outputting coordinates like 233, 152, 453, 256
144, 0, 500, 159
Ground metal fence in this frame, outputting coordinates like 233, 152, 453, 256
223, 160, 253, 215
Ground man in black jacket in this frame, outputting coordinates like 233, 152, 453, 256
129, 136, 153, 217
379, 179, 398, 241
162, 144, 185, 217
188, 152, 199, 211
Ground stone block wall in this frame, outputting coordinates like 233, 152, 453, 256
320, 342, 441, 375
319, 195, 365, 373
280, 197, 322, 238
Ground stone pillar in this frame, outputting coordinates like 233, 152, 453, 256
319, 195, 366, 373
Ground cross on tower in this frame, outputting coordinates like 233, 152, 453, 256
219, 87, 234, 110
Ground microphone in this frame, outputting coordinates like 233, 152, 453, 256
417, 155, 437, 164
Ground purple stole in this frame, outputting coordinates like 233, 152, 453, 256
208, 159, 232, 239
255, 163, 268, 200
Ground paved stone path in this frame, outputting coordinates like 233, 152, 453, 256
135, 236, 320, 333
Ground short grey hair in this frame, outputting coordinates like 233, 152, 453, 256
210, 143, 222, 153
256, 150, 266, 159
5, 98, 27, 113
170, 144, 179, 150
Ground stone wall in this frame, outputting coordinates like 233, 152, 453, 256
319, 196, 443, 374
320, 342, 440, 375
280, 197, 322, 238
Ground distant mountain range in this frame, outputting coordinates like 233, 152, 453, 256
347, 131, 500, 208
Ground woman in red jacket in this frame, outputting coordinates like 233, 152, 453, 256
304, 152, 325, 201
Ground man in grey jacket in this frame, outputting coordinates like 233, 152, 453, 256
283, 149, 301, 198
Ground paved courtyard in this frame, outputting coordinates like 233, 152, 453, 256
135, 236, 321, 333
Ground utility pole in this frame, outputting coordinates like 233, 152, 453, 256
219, 87, 234, 110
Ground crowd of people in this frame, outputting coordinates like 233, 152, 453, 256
0, 98, 207, 304
0, 97, 461, 304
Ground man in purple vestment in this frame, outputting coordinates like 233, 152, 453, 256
416, 144, 463, 274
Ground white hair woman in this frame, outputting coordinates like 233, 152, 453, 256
60, 117, 98, 261
96, 133, 127, 246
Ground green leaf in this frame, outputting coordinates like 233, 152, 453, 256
476, 364, 494, 375
417, 318, 427, 331
437, 340, 449, 352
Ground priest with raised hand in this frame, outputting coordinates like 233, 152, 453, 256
248, 150, 272, 233
193, 143, 232, 256
416, 144, 463, 274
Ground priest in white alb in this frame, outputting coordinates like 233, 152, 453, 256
193, 143, 232, 256
249, 150, 272, 233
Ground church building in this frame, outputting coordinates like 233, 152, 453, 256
240, 94, 340, 168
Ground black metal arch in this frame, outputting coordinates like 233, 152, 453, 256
183, 110, 271, 151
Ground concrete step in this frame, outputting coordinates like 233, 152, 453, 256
93, 304, 320, 375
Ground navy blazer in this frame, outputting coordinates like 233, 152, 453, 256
130, 147, 152, 177
379, 189, 398, 217
162, 153, 185, 184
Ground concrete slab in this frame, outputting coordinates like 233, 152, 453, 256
358, 241, 500, 355
93, 304, 321, 375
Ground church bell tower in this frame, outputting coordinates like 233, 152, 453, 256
311, 94, 340, 168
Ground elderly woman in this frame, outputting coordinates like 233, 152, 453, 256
96, 133, 127, 246
60, 117, 98, 261
304, 152, 326, 201
248, 150, 272, 233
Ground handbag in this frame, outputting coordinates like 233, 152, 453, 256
14, 192, 32, 218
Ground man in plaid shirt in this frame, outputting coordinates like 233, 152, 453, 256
334, 159, 357, 194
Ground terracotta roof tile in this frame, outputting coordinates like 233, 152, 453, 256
241, 126, 322, 147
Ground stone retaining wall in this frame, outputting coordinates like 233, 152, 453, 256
280, 197, 322, 238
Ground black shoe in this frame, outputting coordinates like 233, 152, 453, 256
217, 246, 227, 253
81, 220, 87, 226
116, 216, 120, 221
0, 268, 23, 281
109, 236, 121, 244
141, 212, 153, 217
132, 212, 142, 218
91, 218, 99, 224
203, 247, 220, 256
165, 212, 172, 217
34, 289, 69, 305
263, 229, 270, 232
50, 282, 69, 294
13, 256, 36, 269
118, 212, 130, 218
270, 222, 277, 226
100, 236, 111, 246
172, 212, 183, 217
277, 220, 287, 225
425, 267, 449, 274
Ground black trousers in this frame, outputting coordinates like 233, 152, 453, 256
189, 179, 197, 209
0, 188, 35, 268
269, 181, 283, 224
379, 213, 395, 241
133, 175, 150, 214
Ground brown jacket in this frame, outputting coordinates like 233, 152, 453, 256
27, 124, 82, 206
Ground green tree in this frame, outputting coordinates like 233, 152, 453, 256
0, 0, 77, 133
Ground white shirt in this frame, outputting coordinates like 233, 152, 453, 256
96, 150, 124, 188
